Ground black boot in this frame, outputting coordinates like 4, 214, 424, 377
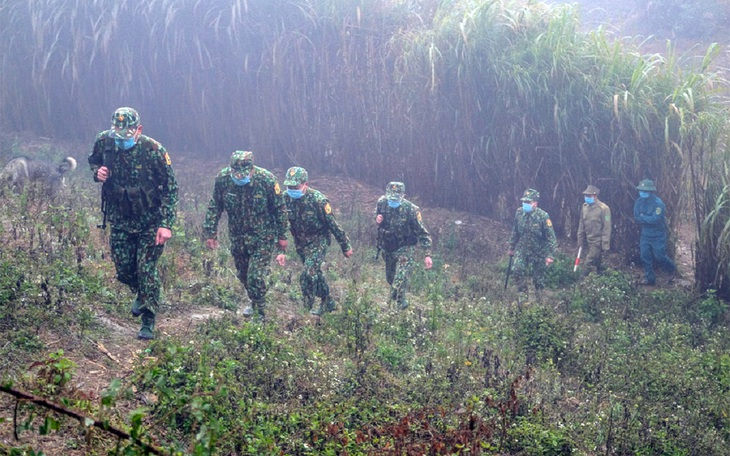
138, 310, 156, 340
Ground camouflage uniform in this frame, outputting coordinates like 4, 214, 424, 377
203, 151, 288, 318
88, 107, 178, 339
376, 182, 432, 310
577, 185, 611, 276
508, 189, 557, 304
283, 167, 351, 315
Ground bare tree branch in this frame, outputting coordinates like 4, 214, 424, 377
0, 384, 168, 456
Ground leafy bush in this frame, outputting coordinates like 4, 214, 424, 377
515, 305, 572, 366
565, 270, 637, 321
507, 417, 572, 456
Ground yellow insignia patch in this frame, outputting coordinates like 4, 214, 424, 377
164, 152, 172, 165
324, 203, 332, 214
655, 208, 662, 215
274, 182, 281, 195
546, 219, 553, 227
417, 211, 422, 222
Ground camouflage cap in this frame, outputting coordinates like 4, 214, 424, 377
283, 166, 308, 186
109, 107, 140, 139
520, 188, 540, 202
636, 179, 656, 191
386, 182, 405, 200
582, 185, 600, 195
230, 150, 254, 173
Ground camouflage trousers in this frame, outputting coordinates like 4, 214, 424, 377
383, 245, 415, 306
296, 237, 330, 308
109, 226, 165, 315
230, 236, 276, 303
512, 249, 547, 302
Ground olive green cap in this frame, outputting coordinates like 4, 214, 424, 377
582, 185, 600, 195
636, 179, 656, 191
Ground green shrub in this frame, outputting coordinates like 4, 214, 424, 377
507, 417, 572, 455
515, 305, 571, 366
565, 270, 636, 321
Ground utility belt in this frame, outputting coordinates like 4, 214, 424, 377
104, 182, 161, 218
381, 230, 417, 252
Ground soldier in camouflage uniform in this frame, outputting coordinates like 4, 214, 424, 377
507, 188, 557, 305
275, 167, 353, 316
203, 151, 288, 321
577, 184, 611, 277
89, 107, 178, 340
375, 182, 433, 310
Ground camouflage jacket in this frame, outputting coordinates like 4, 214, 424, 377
577, 199, 611, 250
203, 165, 288, 242
509, 207, 557, 258
285, 187, 351, 253
88, 132, 178, 233
375, 197, 432, 254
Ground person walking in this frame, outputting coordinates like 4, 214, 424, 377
633, 179, 676, 285
375, 182, 433, 310
508, 188, 557, 306
89, 107, 179, 340
577, 185, 611, 277
203, 150, 289, 321
275, 167, 353, 315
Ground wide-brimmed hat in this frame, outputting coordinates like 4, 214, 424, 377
636, 179, 656, 191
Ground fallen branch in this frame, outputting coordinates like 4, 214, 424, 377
0, 384, 168, 455
86, 337, 121, 364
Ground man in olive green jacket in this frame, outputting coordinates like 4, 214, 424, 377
577, 185, 612, 276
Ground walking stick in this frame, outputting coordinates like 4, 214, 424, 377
504, 255, 514, 290
573, 246, 582, 272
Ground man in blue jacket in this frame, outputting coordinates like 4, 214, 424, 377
633, 179, 676, 285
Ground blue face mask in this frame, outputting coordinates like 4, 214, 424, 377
522, 202, 534, 213
115, 138, 136, 150
287, 189, 304, 199
639, 191, 650, 198
231, 175, 251, 186
584, 196, 595, 204
387, 200, 401, 208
